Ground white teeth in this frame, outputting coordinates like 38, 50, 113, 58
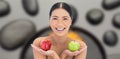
56, 28, 65, 31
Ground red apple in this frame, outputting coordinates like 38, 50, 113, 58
40, 40, 51, 51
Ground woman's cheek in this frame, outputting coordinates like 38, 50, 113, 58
50, 21, 55, 26
52, 22, 57, 28
51, 21, 57, 30
65, 22, 71, 27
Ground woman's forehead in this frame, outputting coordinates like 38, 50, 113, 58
51, 8, 70, 16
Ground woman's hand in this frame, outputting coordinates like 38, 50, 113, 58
31, 44, 59, 59
61, 41, 87, 59
63, 46, 87, 56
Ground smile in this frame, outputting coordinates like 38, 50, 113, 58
56, 27, 65, 31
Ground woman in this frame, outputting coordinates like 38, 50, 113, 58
31, 2, 87, 59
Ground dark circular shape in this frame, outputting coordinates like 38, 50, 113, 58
0, 0, 10, 17
0, 20, 36, 50
112, 13, 120, 29
86, 9, 104, 25
103, 30, 118, 46
22, 0, 39, 16
102, 0, 120, 10
21, 26, 106, 59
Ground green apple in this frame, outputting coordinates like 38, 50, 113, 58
68, 41, 80, 52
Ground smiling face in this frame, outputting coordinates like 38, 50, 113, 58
50, 8, 72, 37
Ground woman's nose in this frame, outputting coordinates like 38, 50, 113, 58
57, 19, 63, 26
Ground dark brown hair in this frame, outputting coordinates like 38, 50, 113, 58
49, 2, 73, 20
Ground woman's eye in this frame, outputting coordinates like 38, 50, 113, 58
63, 18, 68, 20
52, 18, 57, 20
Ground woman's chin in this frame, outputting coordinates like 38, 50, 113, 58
55, 33, 67, 37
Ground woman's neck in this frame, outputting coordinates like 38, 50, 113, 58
51, 33, 68, 45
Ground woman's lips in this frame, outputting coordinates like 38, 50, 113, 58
55, 27, 65, 31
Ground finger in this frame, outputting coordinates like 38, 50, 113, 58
31, 44, 46, 55
74, 53, 78, 56
65, 50, 72, 54
79, 44, 86, 50
31, 44, 40, 51
46, 50, 54, 55
64, 50, 76, 56
78, 46, 87, 53
73, 47, 87, 56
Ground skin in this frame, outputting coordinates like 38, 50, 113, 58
32, 8, 87, 59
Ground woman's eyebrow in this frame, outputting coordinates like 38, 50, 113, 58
51, 16, 70, 18
51, 16, 58, 18
63, 16, 69, 18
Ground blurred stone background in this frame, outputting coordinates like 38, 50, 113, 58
0, 0, 120, 59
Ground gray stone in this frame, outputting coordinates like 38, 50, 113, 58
103, 31, 118, 46
22, 0, 39, 16
102, 0, 120, 10
0, 0, 10, 17
113, 13, 120, 29
86, 9, 104, 25
0, 20, 36, 50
